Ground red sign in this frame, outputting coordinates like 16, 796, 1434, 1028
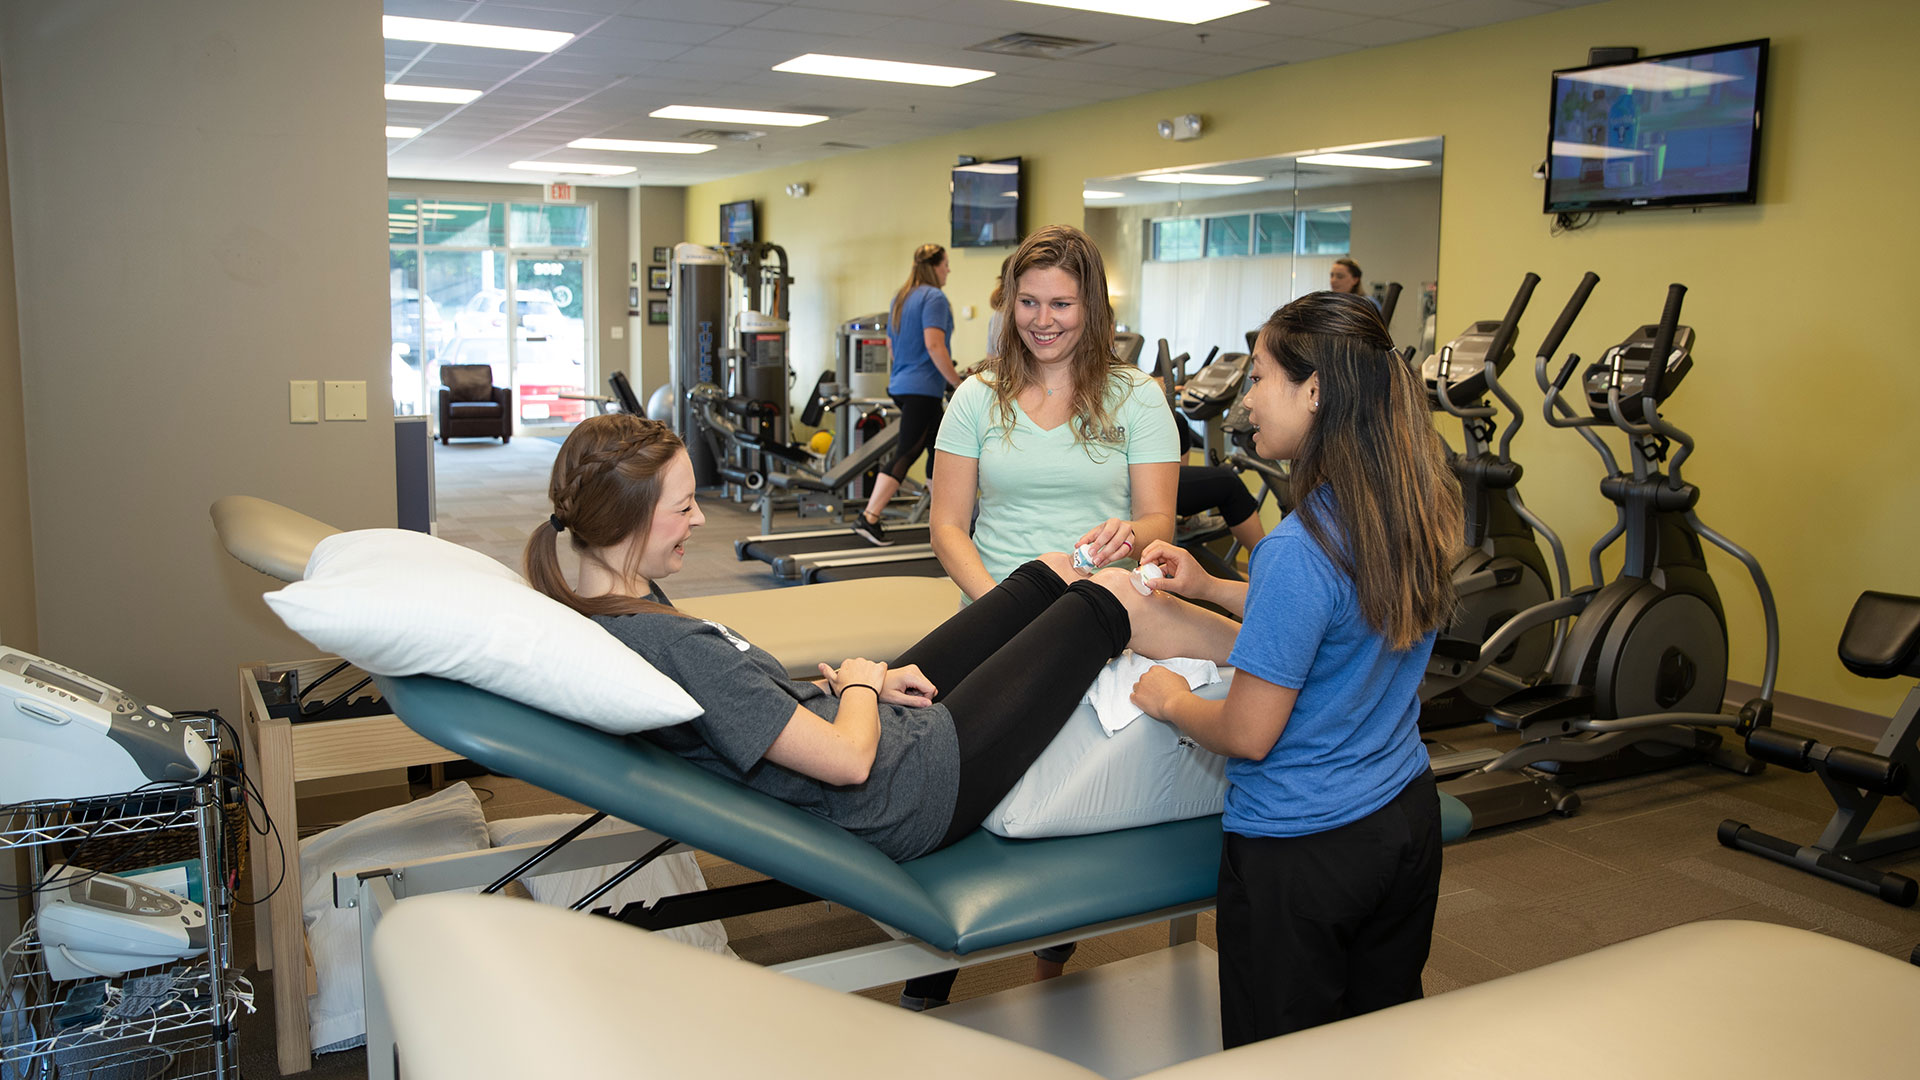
544, 181, 575, 203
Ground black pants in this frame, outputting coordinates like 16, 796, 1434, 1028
1216, 770, 1442, 1048
894, 561, 1130, 1003
891, 560, 1132, 848
1178, 464, 1259, 527
882, 393, 944, 482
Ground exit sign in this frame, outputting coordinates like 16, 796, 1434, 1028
544, 181, 575, 203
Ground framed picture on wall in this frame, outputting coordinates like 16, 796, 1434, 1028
647, 299, 670, 325
651, 246, 670, 262
648, 265, 670, 292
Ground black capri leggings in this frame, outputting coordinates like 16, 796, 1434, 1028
1178, 464, 1260, 527
883, 393, 945, 482
890, 560, 1132, 850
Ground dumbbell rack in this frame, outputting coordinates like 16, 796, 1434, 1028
1, 717, 240, 1079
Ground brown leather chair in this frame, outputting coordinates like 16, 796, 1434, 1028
438, 364, 511, 444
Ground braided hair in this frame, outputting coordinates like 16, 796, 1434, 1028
523, 413, 687, 618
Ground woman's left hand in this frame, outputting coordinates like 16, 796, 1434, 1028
880, 664, 937, 708
1076, 517, 1136, 569
1129, 665, 1190, 720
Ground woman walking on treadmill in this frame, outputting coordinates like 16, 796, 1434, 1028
1131, 291, 1460, 1046
853, 243, 959, 546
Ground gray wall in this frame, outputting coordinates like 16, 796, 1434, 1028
2, 1, 394, 710
0, 74, 32, 655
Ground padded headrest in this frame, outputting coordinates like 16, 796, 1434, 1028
210, 495, 341, 582
441, 364, 494, 401
1838, 591, 1920, 681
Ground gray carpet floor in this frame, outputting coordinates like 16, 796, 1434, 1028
231, 435, 1920, 1079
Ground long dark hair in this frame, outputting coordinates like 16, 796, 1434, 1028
1256, 292, 1460, 649
890, 242, 946, 332
1333, 257, 1364, 294
523, 413, 686, 618
984, 224, 1128, 450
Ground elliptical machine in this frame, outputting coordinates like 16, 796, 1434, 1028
1442, 276, 1780, 783
1418, 273, 1574, 731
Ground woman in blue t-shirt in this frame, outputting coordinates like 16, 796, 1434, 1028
1129, 290, 1462, 1047
853, 242, 959, 546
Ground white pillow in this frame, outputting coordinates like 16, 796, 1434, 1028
983, 673, 1233, 838
486, 815, 732, 959
299, 782, 491, 1053
263, 528, 700, 734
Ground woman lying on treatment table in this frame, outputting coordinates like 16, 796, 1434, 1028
522, 413, 1240, 862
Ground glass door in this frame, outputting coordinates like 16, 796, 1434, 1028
510, 255, 589, 427
425, 249, 510, 413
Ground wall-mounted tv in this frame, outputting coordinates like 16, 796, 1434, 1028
720, 199, 757, 245
951, 157, 1022, 248
1544, 39, 1768, 214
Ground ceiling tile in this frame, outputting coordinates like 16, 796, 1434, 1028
1314, 18, 1451, 47
617, 0, 781, 26
592, 15, 734, 44
1410, 0, 1555, 30
450, 5, 605, 32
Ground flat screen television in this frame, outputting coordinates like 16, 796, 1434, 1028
1544, 39, 1768, 214
719, 199, 757, 245
951, 157, 1021, 248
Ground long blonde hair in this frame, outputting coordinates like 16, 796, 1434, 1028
523, 413, 686, 619
1256, 292, 1461, 649
985, 225, 1125, 451
890, 242, 946, 332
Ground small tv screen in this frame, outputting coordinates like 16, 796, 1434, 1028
1544, 39, 1768, 214
951, 158, 1021, 248
719, 200, 756, 245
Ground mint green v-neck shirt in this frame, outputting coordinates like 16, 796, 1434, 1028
936, 366, 1180, 586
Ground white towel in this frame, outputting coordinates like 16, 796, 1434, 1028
1082, 651, 1220, 735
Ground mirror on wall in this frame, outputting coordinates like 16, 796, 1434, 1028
1083, 137, 1443, 369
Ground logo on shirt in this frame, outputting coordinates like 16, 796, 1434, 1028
1090, 425, 1126, 445
703, 620, 752, 652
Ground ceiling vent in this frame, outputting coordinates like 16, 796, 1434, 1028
681, 128, 768, 142
967, 32, 1112, 60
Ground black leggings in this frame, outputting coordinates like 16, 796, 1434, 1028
894, 561, 1126, 1005
891, 560, 1132, 850
1178, 464, 1259, 527
882, 393, 944, 482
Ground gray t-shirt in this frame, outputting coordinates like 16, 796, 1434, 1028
593, 604, 960, 861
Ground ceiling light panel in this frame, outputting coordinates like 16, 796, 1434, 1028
1083, 190, 1125, 199
1137, 172, 1262, 185
649, 105, 827, 127
382, 16, 574, 54
386, 126, 423, 138
508, 161, 636, 176
772, 54, 996, 87
1007, 0, 1268, 25
385, 84, 484, 104
1296, 153, 1428, 169
567, 138, 717, 155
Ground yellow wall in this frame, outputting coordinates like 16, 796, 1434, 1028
688, 0, 1920, 714
0, 74, 33, 653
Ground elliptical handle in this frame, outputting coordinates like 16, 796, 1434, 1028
1380, 282, 1403, 327
1483, 272, 1540, 370
1644, 283, 1687, 403
1537, 271, 1600, 364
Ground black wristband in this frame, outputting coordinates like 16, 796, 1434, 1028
839, 683, 879, 701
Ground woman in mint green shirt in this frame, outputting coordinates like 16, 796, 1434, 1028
932, 225, 1179, 601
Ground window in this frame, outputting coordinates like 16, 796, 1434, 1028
1203, 214, 1250, 257
1151, 218, 1202, 262
1148, 206, 1350, 261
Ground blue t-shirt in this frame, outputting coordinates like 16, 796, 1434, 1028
1223, 497, 1433, 838
889, 285, 955, 397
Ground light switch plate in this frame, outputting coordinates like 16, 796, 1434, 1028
610, 326, 623, 339
324, 380, 367, 421
290, 380, 319, 423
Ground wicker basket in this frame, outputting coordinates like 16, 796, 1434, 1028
64, 751, 250, 892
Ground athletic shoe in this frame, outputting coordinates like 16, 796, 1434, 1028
852, 514, 893, 546
897, 993, 949, 1012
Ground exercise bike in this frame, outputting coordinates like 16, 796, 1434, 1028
1418, 273, 1574, 731
1435, 276, 1780, 784
1719, 590, 1920, 906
